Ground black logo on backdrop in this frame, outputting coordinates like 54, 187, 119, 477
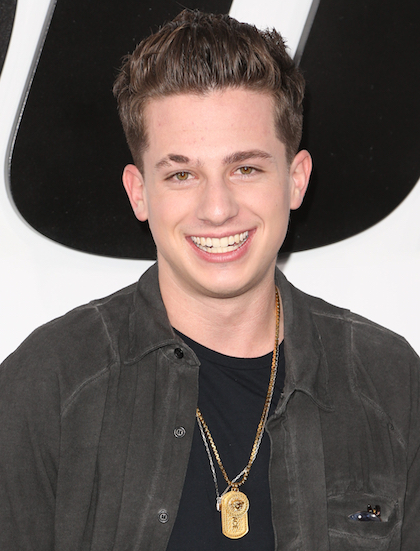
9, 0, 420, 258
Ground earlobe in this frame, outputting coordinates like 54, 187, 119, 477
289, 150, 312, 210
122, 164, 148, 221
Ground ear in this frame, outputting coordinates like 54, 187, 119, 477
289, 150, 312, 210
122, 164, 149, 221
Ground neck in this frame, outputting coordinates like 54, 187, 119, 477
159, 271, 283, 358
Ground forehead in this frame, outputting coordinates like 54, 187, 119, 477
142, 89, 282, 162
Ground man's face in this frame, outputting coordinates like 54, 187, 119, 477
123, 88, 311, 300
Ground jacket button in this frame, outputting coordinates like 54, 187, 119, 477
158, 509, 169, 523
174, 426, 186, 438
174, 347, 184, 359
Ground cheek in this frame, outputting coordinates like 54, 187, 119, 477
259, 192, 292, 238
252, 189, 289, 217
144, 198, 165, 239
146, 195, 188, 237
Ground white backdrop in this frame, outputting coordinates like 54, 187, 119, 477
1, 0, 419, 362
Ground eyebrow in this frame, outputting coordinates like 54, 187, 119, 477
154, 149, 273, 172
154, 154, 194, 171
222, 150, 274, 165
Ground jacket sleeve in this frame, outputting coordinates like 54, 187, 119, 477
0, 339, 60, 550
401, 349, 420, 549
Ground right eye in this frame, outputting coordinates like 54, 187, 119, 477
173, 171, 191, 181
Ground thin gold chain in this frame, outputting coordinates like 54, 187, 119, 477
196, 287, 280, 491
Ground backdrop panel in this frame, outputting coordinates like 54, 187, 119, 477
10, 0, 233, 259
9, 0, 420, 257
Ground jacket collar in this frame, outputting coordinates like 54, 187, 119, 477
276, 268, 334, 412
127, 263, 333, 411
126, 263, 181, 363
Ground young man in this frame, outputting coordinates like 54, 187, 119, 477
1, 10, 419, 550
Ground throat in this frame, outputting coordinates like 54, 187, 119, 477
171, 293, 282, 358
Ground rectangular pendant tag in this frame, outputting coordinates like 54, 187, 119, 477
220, 490, 249, 539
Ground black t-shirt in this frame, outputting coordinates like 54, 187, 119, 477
167, 332, 285, 550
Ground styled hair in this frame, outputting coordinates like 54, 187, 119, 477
113, 9, 305, 171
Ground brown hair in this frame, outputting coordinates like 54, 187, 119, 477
113, 9, 305, 171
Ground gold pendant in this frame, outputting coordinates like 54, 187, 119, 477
220, 490, 249, 539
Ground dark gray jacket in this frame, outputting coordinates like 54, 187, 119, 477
1, 264, 419, 550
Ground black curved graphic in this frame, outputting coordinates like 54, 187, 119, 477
285, 0, 420, 251
9, 0, 420, 257
10, 0, 233, 259
0, 0, 17, 76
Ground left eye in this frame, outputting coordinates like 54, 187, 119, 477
174, 171, 190, 181
238, 166, 254, 175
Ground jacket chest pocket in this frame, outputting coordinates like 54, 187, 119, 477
327, 494, 401, 550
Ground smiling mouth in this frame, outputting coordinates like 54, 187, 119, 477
191, 231, 249, 253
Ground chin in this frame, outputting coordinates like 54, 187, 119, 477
191, 273, 261, 299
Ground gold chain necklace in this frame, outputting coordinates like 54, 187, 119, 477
196, 287, 280, 539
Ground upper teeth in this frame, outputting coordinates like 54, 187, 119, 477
191, 231, 249, 253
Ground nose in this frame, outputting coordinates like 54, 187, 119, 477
196, 176, 239, 226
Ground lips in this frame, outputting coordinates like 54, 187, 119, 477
191, 231, 249, 253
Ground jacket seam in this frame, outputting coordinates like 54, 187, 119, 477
59, 303, 119, 418
349, 319, 408, 450
60, 364, 112, 418
313, 310, 411, 346
92, 303, 120, 363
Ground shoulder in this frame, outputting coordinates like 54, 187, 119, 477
0, 281, 138, 411
281, 273, 420, 435
306, 288, 418, 365
311, 293, 420, 386
278, 269, 418, 364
